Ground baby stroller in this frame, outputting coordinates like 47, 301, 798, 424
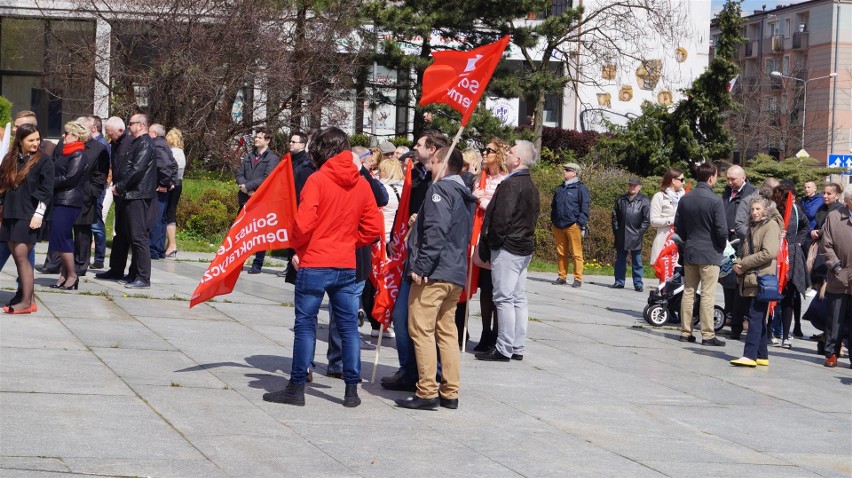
642, 267, 726, 331
642, 235, 733, 332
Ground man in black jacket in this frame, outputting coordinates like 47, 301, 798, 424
236, 127, 280, 274
288, 131, 308, 172
475, 140, 541, 362
673, 163, 727, 346
96, 113, 156, 288
395, 147, 476, 410
148, 123, 178, 260
611, 178, 650, 291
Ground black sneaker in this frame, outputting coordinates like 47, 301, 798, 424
247, 266, 262, 274
610, 283, 624, 289
679, 335, 696, 343
343, 384, 361, 408
474, 348, 511, 362
702, 337, 726, 346
571, 280, 582, 288
551, 278, 567, 285
89, 261, 104, 270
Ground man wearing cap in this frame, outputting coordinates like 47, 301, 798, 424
379, 141, 396, 161
550, 162, 590, 287
611, 178, 650, 291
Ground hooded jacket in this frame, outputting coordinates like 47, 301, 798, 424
737, 210, 782, 298
406, 174, 477, 287
292, 150, 383, 269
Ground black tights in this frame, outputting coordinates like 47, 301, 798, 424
9, 242, 34, 308
780, 284, 802, 340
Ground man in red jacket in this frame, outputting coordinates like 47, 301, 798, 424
262, 127, 383, 408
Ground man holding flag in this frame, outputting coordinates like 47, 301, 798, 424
395, 148, 476, 410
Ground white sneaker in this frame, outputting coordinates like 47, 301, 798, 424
781, 338, 792, 349
770, 337, 782, 346
370, 329, 380, 338
383, 328, 396, 339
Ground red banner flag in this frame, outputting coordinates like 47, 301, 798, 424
189, 156, 297, 308
769, 191, 794, 313
370, 159, 414, 327
653, 228, 679, 283
459, 172, 488, 303
419, 36, 510, 126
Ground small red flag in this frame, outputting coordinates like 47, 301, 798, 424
459, 172, 488, 303
419, 36, 510, 126
769, 191, 794, 313
653, 228, 679, 283
190, 156, 297, 308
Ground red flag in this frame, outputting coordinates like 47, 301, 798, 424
769, 191, 794, 312
459, 172, 488, 303
371, 159, 413, 327
189, 156, 297, 308
653, 228, 679, 283
419, 36, 510, 126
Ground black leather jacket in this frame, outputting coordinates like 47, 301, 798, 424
53, 147, 88, 208
114, 134, 156, 200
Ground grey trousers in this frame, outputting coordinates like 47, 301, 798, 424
491, 248, 532, 357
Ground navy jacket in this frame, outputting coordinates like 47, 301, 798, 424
674, 182, 728, 265
800, 194, 825, 231
551, 179, 590, 229
407, 175, 476, 287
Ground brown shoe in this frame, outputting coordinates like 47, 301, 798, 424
824, 355, 837, 367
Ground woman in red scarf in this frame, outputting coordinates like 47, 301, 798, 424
49, 121, 88, 290
0, 123, 54, 313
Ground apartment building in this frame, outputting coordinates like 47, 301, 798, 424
711, 0, 852, 165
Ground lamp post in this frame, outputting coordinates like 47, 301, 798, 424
770, 70, 838, 152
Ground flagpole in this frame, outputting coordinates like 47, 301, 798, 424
433, 125, 465, 183
370, 332, 382, 383
461, 241, 477, 354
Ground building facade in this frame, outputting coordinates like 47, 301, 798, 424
712, 0, 852, 165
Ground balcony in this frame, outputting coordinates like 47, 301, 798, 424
792, 31, 809, 49
746, 41, 758, 58
764, 36, 784, 54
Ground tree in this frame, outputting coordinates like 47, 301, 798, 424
37, 0, 368, 172
492, 0, 688, 152
588, 0, 745, 175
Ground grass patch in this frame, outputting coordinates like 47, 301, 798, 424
170, 382, 182, 387
110, 342, 121, 348
78, 290, 114, 301
166, 294, 189, 301
124, 293, 152, 299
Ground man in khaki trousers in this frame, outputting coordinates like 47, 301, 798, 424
395, 147, 476, 410
673, 163, 728, 346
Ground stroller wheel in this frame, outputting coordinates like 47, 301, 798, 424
712, 306, 726, 332
643, 303, 669, 327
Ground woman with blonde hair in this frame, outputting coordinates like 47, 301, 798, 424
164, 128, 186, 257
377, 157, 404, 245
0, 123, 54, 313
649, 168, 686, 264
470, 137, 510, 351
48, 120, 89, 290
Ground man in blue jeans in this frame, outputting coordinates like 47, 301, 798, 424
611, 178, 650, 292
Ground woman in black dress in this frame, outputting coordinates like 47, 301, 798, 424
49, 120, 88, 290
0, 123, 54, 314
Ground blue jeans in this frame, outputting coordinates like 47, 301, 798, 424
325, 280, 365, 374
292, 268, 361, 385
92, 186, 107, 263
149, 191, 168, 259
614, 249, 643, 288
0, 242, 36, 280
391, 279, 418, 381
743, 298, 770, 360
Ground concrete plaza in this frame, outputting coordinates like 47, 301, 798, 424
1, 247, 850, 477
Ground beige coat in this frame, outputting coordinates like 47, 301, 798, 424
819, 206, 852, 295
737, 212, 782, 298
649, 190, 678, 263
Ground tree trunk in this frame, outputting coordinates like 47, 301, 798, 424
533, 90, 545, 154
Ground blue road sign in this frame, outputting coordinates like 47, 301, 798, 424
828, 154, 852, 169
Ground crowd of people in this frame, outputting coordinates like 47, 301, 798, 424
0, 110, 185, 312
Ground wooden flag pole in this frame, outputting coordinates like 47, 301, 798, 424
370, 329, 383, 383
461, 238, 477, 354
432, 124, 465, 183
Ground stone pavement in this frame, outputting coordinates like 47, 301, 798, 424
1, 247, 850, 477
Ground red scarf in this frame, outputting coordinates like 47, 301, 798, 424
62, 141, 85, 155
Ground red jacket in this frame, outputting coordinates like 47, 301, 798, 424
293, 150, 383, 269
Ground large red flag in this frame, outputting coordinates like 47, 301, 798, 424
189, 156, 297, 308
370, 159, 413, 327
419, 36, 510, 126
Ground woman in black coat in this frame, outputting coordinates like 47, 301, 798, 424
772, 182, 809, 347
0, 123, 54, 314
49, 121, 88, 290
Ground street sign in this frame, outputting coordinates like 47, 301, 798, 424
827, 154, 852, 169
795, 149, 809, 158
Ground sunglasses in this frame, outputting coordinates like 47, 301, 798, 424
675, 177, 684, 181
484, 147, 497, 155
128, 121, 140, 126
